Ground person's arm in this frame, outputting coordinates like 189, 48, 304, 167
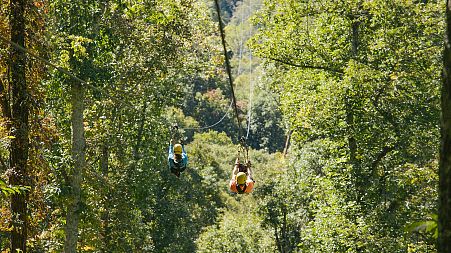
183, 154, 188, 167
229, 179, 237, 192
182, 145, 188, 166
245, 180, 254, 193
168, 143, 174, 168
231, 164, 239, 179
168, 143, 174, 158
231, 157, 240, 178
247, 166, 254, 181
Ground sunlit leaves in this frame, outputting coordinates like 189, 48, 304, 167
249, 0, 442, 251
0, 179, 30, 197
37, 0, 228, 251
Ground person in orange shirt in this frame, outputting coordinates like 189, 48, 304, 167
229, 158, 254, 194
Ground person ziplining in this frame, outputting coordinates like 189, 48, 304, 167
212, 0, 254, 193
229, 157, 254, 194
168, 125, 188, 177
2, 0, 255, 193
229, 138, 255, 194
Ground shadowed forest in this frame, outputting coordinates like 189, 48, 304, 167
1, 0, 451, 252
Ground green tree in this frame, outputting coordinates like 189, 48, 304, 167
41, 0, 226, 251
439, 0, 451, 250
250, 0, 442, 251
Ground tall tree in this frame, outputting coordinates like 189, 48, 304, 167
64, 80, 85, 253
439, 0, 451, 251
8, 0, 29, 252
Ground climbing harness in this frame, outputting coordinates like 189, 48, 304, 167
236, 183, 247, 194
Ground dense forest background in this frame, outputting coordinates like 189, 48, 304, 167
0, 0, 446, 252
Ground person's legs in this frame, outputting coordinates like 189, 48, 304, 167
170, 167, 180, 177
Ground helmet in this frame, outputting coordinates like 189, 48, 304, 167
236, 172, 247, 185
174, 144, 182, 155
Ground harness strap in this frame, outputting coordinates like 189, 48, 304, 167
236, 182, 247, 194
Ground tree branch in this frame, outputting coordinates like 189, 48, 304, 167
371, 145, 397, 172
267, 57, 343, 75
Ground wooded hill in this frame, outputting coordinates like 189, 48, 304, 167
0, 0, 448, 252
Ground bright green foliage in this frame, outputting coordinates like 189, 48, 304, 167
248, 0, 442, 251
197, 205, 275, 253
0, 0, 444, 252
0, 178, 30, 197
194, 131, 282, 252
27, 0, 227, 252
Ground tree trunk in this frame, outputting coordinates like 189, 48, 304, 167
64, 81, 86, 253
274, 225, 283, 253
282, 130, 293, 158
9, 0, 29, 252
100, 143, 111, 252
281, 206, 287, 253
133, 101, 148, 161
439, 1, 451, 251
348, 18, 361, 201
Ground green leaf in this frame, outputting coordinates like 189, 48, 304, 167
405, 220, 437, 236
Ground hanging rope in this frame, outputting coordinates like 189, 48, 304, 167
245, 57, 253, 141
236, 5, 245, 75
233, 2, 251, 140
213, 0, 244, 140
245, 0, 254, 141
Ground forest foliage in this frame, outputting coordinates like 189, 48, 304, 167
0, 0, 445, 252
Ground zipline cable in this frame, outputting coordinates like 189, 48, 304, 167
236, 6, 245, 75
181, 99, 233, 130
245, 59, 253, 141
245, 0, 254, 141
213, 0, 244, 139
0, 35, 235, 132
